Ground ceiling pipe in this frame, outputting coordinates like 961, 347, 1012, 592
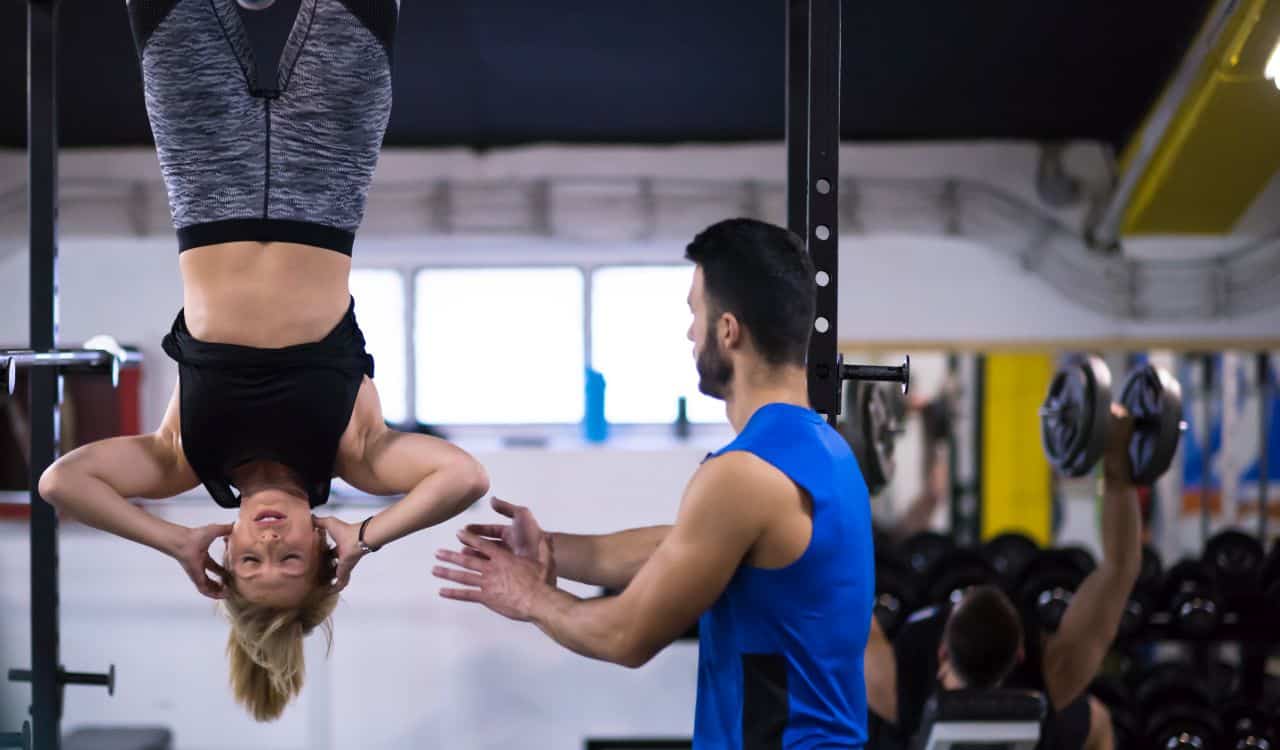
1090, 0, 1247, 252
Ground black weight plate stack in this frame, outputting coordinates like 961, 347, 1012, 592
1041, 354, 1112, 477
1117, 363, 1185, 485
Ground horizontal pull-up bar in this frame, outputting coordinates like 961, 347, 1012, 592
2, 345, 142, 396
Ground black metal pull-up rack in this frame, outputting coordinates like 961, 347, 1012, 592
6, 3, 123, 749
787, 0, 910, 424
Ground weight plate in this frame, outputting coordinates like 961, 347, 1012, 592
842, 382, 900, 495
1117, 363, 1184, 485
1041, 354, 1112, 477
865, 384, 899, 492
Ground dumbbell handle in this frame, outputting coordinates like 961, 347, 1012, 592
1040, 408, 1187, 432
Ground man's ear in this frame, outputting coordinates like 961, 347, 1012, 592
718, 311, 740, 349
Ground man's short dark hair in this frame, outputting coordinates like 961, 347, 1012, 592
685, 218, 816, 367
943, 585, 1023, 688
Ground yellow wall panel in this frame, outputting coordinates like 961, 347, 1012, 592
981, 353, 1055, 545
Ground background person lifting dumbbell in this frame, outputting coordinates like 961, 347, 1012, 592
863, 357, 1172, 750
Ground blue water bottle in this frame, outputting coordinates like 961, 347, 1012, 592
584, 368, 609, 443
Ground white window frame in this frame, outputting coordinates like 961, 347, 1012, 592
352, 246, 734, 447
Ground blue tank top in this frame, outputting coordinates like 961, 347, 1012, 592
694, 403, 874, 749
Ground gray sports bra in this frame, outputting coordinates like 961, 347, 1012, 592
126, 0, 398, 255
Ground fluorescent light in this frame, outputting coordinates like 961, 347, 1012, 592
1268, 38, 1280, 91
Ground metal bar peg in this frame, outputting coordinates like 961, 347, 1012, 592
8, 665, 115, 697
841, 355, 911, 394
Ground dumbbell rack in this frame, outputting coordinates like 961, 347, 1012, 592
1115, 601, 1279, 707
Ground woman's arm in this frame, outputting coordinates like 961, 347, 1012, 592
330, 378, 490, 586
37, 381, 231, 598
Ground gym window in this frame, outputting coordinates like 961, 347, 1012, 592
350, 269, 408, 424
414, 267, 586, 425
590, 265, 725, 424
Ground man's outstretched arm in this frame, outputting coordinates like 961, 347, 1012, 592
1042, 405, 1142, 711
434, 452, 780, 667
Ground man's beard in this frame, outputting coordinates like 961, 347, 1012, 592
695, 329, 733, 400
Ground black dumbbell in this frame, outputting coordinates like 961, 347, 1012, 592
1040, 355, 1186, 484
898, 531, 955, 579
983, 532, 1040, 593
1118, 544, 1164, 641
1016, 548, 1093, 633
875, 555, 923, 638
1163, 559, 1223, 639
1262, 539, 1280, 617
1220, 700, 1277, 750
1135, 662, 1222, 750
1204, 530, 1266, 598
923, 548, 998, 606
1090, 676, 1140, 750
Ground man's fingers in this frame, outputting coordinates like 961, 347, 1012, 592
465, 524, 510, 539
436, 548, 486, 571
439, 587, 484, 603
490, 497, 519, 519
432, 565, 482, 588
461, 537, 507, 557
457, 529, 503, 556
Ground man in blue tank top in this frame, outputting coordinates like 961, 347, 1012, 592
434, 218, 876, 749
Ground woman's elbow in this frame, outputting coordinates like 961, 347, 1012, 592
37, 461, 71, 509
450, 453, 490, 504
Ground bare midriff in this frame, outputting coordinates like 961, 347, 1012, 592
178, 241, 352, 348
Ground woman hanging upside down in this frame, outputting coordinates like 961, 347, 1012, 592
39, 0, 488, 721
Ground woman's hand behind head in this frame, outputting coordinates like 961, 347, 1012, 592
171, 523, 234, 599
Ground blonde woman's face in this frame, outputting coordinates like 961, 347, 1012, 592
228, 489, 324, 608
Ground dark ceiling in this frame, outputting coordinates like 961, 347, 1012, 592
0, 0, 1211, 150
